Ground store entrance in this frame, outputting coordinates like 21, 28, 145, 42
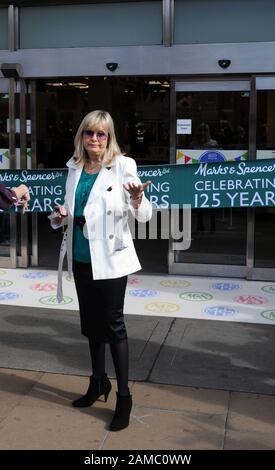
35, 76, 170, 271
170, 80, 250, 278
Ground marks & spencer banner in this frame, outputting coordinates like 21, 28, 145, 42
0, 159, 275, 211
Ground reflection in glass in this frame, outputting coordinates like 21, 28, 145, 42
176, 91, 249, 151
174, 208, 246, 265
175, 90, 249, 266
254, 90, 275, 268
37, 77, 170, 169
0, 213, 10, 256
257, 90, 275, 158
0, 93, 11, 256
254, 208, 275, 268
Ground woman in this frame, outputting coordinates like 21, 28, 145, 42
0, 183, 30, 212
50, 110, 152, 431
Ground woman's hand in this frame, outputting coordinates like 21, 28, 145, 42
49, 204, 68, 224
12, 184, 30, 214
48, 204, 67, 227
123, 180, 151, 209
54, 204, 68, 219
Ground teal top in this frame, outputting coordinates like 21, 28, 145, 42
73, 169, 98, 263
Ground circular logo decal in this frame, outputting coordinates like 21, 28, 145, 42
127, 277, 142, 285
199, 150, 226, 163
211, 282, 240, 291
145, 302, 180, 313
0, 291, 21, 301
261, 310, 275, 321
160, 280, 191, 288
261, 285, 275, 294
30, 283, 57, 292
129, 289, 159, 298
179, 292, 213, 301
204, 306, 236, 317
22, 271, 48, 279
0, 280, 13, 288
65, 275, 74, 282
39, 295, 73, 305
234, 295, 268, 305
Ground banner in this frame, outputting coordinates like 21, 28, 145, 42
0, 159, 275, 211
176, 148, 275, 164
176, 148, 248, 164
0, 169, 66, 212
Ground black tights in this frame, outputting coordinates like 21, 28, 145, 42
88, 338, 129, 396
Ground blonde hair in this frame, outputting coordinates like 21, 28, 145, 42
73, 110, 122, 166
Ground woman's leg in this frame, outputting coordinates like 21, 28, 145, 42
72, 340, 111, 408
110, 338, 129, 396
109, 338, 132, 431
88, 339, 106, 378
72, 261, 111, 408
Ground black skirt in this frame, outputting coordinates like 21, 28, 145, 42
72, 260, 128, 343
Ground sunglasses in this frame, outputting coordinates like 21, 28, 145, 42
82, 130, 108, 141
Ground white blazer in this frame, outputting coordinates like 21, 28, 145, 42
51, 155, 152, 302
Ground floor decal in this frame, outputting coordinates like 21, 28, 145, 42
0, 268, 275, 325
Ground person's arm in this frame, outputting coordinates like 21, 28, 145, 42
122, 158, 152, 223
0, 182, 17, 210
0, 183, 29, 212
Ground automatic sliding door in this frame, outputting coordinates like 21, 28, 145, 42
0, 79, 16, 268
0, 78, 31, 269
252, 78, 275, 280
170, 80, 250, 277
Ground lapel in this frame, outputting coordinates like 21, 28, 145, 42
87, 164, 116, 203
66, 157, 118, 211
66, 158, 83, 215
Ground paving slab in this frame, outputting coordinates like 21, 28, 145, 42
103, 407, 226, 450
131, 381, 229, 414
0, 368, 274, 450
0, 306, 170, 381
228, 392, 275, 434
1, 305, 275, 396
0, 369, 43, 419
224, 430, 275, 450
150, 318, 275, 394
0, 402, 108, 450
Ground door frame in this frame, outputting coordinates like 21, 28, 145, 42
169, 77, 252, 279
248, 76, 275, 281
0, 77, 17, 268
0, 77, 34, 269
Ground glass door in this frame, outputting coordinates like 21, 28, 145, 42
252, 77, 275, 281
0, 78, 16, 268
170, 80, 250, 277
34, 76, 170, 271
0, 77, 31, 269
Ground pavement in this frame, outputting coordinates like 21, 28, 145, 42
0, 304, 275, 450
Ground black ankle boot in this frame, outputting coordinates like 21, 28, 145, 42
72, 373, 112, 408
109, 389, 132, 431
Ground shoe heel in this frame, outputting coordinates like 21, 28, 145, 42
72, 374, 112, 408
104, 390, 110, 402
